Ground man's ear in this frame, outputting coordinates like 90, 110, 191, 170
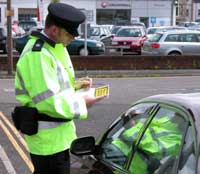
50, 25, 58, 37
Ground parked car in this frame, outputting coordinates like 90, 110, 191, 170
67, 38, 105, 55
89, 24, 111, 41
111, 26, 147, 55
15, 32, 105, 56
18, 20, 37, 32
146, 26, 187, 36
71, 93, 200, 174
0, 26, 7, 53
142, 30, 200, 56
177, 21, 199, 28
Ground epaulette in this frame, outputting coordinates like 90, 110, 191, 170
32, 39, 44, 52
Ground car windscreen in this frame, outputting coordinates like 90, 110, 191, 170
147, 33, 163, 42
116, 28, 142, 37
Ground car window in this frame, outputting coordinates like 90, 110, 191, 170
129, 106, 188, 174
165, 34, 179, 42
147, 28, 158, 34
178, 125, 196, 174
117, 28, 142, 37
98, 103, 156, 168
90, 27, 100, 36
179, 34, 198, 42
196, 34, 200, 42
147, 33, 163, 42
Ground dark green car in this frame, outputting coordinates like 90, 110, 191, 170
15, 34, 105, 56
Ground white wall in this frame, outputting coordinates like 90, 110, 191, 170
132, 0, 172, 26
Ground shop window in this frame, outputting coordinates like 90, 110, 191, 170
18, 8, 37, 21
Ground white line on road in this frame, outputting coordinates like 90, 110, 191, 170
0, 145, 17, 174
3, 88, 15, 92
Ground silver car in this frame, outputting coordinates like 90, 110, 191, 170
142, 30, 200, 56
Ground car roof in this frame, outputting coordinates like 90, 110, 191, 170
157, 30, 200, 35
120, 26, 144, 29
138, 93, 200, 131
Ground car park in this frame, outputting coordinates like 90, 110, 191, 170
71, 92, 200, 174
15, 31, 105, 56
142, 30, 200, 56
111, 26, 147, 55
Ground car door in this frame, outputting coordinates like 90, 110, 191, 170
88, 102, 157, 174
128, 103, 196, 174
178, 33, 200, 55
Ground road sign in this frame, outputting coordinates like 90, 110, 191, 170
150, 17, 156, 24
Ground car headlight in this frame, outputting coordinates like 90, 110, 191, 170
96, 42, 103, 47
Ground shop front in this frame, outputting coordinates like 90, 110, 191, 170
96, 0, 131, 25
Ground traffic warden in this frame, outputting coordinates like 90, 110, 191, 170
14, 2, 104, 174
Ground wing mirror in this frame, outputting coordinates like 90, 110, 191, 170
70, 136, 96, 156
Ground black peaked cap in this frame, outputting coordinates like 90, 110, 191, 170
48, 3, 86, 36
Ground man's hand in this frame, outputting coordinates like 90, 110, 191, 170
75, 77, 92, 90
83, 95, 106, 108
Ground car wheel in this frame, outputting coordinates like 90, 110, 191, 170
168, 51, 181, 56
79, 47, 89, 56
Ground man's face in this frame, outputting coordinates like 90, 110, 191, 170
56, 27, 75, 47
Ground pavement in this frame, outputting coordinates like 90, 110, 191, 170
1, 69, 200, 79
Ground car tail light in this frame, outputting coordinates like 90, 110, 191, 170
151, 43, 160, 48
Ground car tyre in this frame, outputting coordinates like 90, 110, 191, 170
79, 47, 90, 56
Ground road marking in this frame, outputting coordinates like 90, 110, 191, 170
0, 118, 34, 172
0, 112, 28, 150
3, 88, 15, 93
0, 145, 17, 174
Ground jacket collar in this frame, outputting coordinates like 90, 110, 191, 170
31, 31, 56, 47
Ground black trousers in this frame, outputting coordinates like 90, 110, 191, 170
30, 149, 70, 174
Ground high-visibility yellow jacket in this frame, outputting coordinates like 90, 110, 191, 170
112, 117, 182, 174
15, 31, 88, 155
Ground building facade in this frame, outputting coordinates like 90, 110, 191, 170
0, 0, 200, 27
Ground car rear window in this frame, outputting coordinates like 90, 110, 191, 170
147, 33, 163, 42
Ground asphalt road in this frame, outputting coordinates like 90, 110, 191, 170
0, 76, 200, 173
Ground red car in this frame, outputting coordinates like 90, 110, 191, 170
111, 26, 147, 55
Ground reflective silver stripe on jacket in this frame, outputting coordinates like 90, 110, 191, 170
32, 89, 55, 104
38, 121, 64, 129
149, 127, 168, 157
15, 69, 29, 96
73, 102, 80, 119
43, 47, 70, 91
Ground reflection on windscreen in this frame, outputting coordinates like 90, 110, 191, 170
117, 28, 142, 37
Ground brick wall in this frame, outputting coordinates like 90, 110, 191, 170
1, 55, 200, 71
